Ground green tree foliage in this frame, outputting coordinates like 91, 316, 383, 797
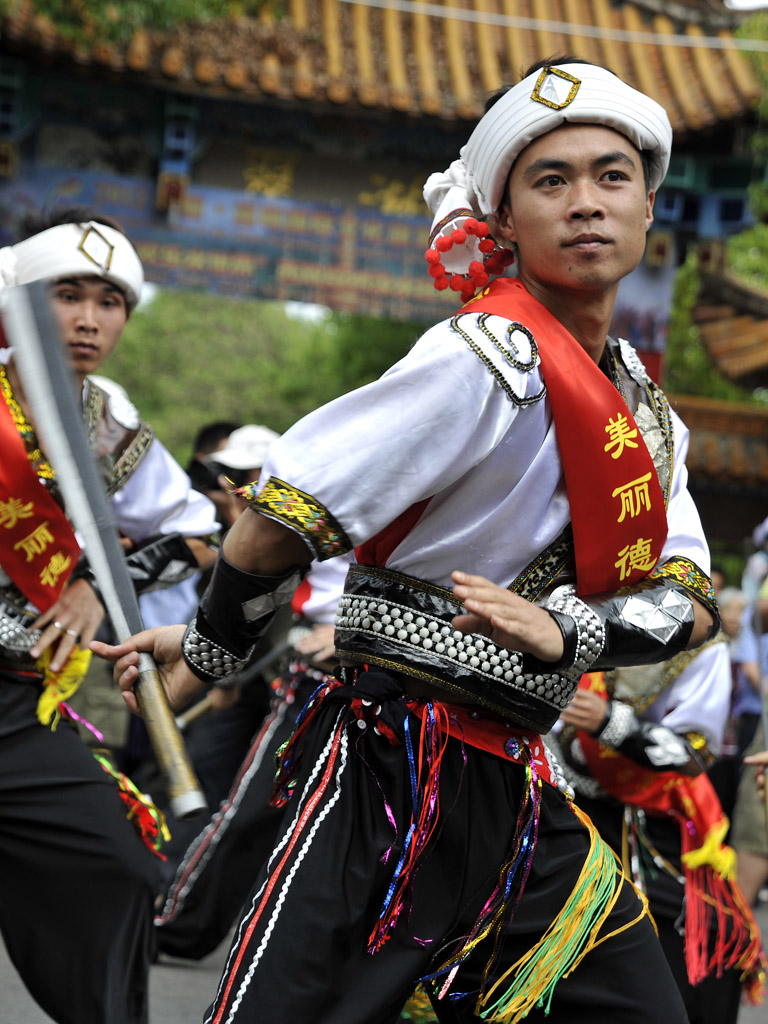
737, 13, 768, 221
0, 0, 273, 45
100, 288, 425, 465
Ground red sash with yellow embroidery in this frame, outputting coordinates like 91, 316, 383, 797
0, 392, 79, 611
463, 278, 667, 596
576, 673, 766, 1001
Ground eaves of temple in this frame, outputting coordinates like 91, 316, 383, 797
1, 0, 762, 131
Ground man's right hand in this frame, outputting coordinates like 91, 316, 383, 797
91, 624, 205, 714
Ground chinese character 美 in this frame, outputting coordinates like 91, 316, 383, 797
604, 413, 639, 459
612, 472, 653, 523
0, 496, 35, 529
39, 551, 73, 588
614, 538, 657, 581
13, 521, 54, 562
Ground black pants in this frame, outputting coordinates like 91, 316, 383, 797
0, 673, 160, 1024
156, 670, 317, 959
204, 683, 687, 1024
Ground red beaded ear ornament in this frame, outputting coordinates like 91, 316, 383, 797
424, 217, 516, 303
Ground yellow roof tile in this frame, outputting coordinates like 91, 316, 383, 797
0, 0, 760, 130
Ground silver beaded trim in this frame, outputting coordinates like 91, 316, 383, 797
596, 700, 635, 747
182, 617, 248, 682
0, 600, 40, 656
545, 585, 605, 673
334, 594, 575, 711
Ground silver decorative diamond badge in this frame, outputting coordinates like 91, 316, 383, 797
78, 225, 114, 271
619, 592, 690, 643
531, 68, 581, 110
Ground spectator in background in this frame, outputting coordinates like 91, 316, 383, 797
186, 420, 242, 529
211, 424, 280, 529
742, 516, 768, 604
710, 564, 726, 597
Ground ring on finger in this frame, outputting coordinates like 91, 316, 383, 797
65, 628, 80, 642
53, 620, 66, 632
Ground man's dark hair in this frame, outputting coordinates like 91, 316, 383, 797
485, 55, 652, 194
193, 421, 242, 456
15, 205, 128, 243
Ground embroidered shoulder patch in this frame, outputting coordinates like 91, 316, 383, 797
450, 312, 546, 407
239, 477, 351, 560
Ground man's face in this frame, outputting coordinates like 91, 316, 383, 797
497, 124, 654, 298
50, 275, 128, 381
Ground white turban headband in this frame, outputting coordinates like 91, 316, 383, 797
0, 221, 144, 311
423, 63, 672, 298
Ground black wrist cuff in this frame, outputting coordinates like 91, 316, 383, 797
182, 552, 305, 685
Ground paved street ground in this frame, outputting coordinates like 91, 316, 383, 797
3, 898, 768, 1022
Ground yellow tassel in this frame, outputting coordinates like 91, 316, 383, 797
400, 986, 438, 1023
479, 804, 651, 1023
35, 645, 92, 729
681, 819, 736, 880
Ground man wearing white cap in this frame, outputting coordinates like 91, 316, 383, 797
100, 59, 723, 1022
210, 424, 281, 528
0, 206, 219, 1024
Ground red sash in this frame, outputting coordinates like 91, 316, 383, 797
463, 278, 667, 596
0, 390, 80, 611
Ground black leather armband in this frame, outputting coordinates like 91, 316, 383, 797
544, 576, 698, 675
182, 551, 305, 687
596, 701, 703, 774
72, 533, 201, 597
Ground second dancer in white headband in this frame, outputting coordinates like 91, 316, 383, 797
99, 59, 722, 1023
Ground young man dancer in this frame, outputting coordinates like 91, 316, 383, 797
0, 206, 218, 1024
99, 60, 721, 1022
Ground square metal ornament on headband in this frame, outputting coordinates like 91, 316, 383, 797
77, 225, 114, 271
531, 67, 581, 110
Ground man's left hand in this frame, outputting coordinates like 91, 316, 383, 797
451, 571, 565, 662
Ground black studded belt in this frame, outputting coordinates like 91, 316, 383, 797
334, 563, 578, 733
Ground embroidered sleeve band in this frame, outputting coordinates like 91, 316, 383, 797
237, 477, 351, 562
181, 550, 305, 686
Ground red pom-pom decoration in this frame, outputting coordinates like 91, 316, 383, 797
425, 217, 513, 296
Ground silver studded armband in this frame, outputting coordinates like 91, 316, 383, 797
544, 576, 697, 674
181, 551, 306, 687
596, 701, 703, 775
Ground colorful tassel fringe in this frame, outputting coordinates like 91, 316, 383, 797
93, 751, 171, 858
367, 701, 450, 954
474, 804, 648, 1022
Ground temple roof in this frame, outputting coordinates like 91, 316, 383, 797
693, 270, 768, 390
669, 393, 768, 493
2, 0, 762, 130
